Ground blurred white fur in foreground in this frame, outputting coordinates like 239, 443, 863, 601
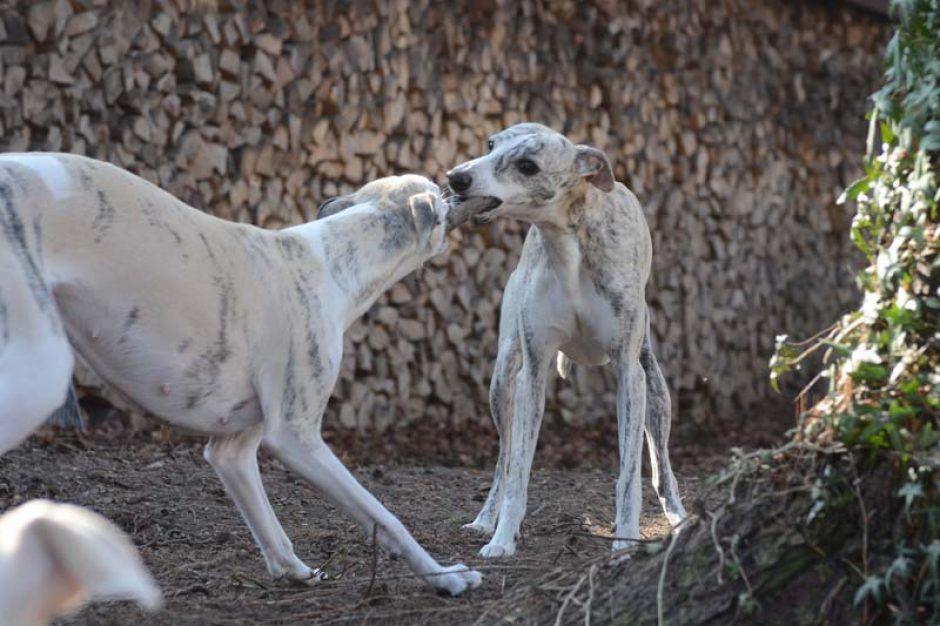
0, 500, 161, 626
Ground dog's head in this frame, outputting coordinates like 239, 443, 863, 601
317, 174, 452, 258
445, 123, 615, 224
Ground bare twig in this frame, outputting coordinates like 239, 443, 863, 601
729, 535, 754, 601
657, 524, 682, 626
817, 577, 847, 625
553, 574, 587, 626
583, 564, 597, 626
849, 455, 871, 625
363, 523, 378, 599
708, 510, 726, 584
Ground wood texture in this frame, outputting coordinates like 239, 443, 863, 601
0, 0, 889, 428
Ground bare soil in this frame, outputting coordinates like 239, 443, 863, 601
0, 417, 770, 625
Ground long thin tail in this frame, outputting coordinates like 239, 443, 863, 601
556, 351, 572, 380
45, 383, 85, 430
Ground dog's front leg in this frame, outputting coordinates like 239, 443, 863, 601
258, 337, 481, 596
613, 349, 648, 552
204, 425, 321, 582
480, 339, 550, 558
265, 427, 481, 595
464, 338, 521, 536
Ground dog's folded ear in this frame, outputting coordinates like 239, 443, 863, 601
317, 195, 356, 220
409, 191, 439, 238
573, 145, 615, 193
0, 500, 162, 621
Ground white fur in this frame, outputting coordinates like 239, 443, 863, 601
14, 154, 73, 200
449, 124, 688, 557
0, 154, 481, 595
0, 500, 161, 626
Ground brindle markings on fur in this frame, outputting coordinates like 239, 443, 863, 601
0, 157, 484, 595
446, 122, 688, 557
92, 189, 115, 243
0, 180, 56, 322
141, 199, 184, 247
276, 236, 306, 262
281, 340, 299, 419
276, 235, 325, 382
0, 297, 8, 351
230, 398, 252, 412
182, 234, 235, 410
379, 210, 412, 253
118, 306, 141, 344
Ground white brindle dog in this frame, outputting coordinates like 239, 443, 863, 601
0, 153, 482, 595
447, 123, 688, 558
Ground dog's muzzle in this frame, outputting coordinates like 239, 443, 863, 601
444, 169, 503, 229
444, 195, 503, 230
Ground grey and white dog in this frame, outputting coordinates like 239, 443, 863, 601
447, 124, 688, 558
0, 153, 482, 595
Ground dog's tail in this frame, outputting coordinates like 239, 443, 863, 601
556, 352, 572, 380
45, 383, 85, 430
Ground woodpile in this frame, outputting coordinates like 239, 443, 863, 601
0, 0, 888, 429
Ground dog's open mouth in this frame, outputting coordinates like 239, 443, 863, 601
444, 195, 503, 229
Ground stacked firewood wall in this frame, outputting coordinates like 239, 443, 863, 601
0, 0, 888, 428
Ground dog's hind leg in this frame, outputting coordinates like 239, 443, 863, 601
0, 248, 74, 455
613, 342, 647, 552
204, 425, 320, 582
640, 321, 687, 528
463, 337, 521, 536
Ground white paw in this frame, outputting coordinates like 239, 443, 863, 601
462, 520, 495, 535
479, 541, 515, 558
612, 539, 639, 554
433, 563, 483, 596
667, 514, 688, 532
665, 509, 688, 529
280, 565, 327, 586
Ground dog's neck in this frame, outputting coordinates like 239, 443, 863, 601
288, 209, 433, 328
525, 184, 611, 287
532, 182, 601, 243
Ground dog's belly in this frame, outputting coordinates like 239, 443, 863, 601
54, 282, 262, 435
558, 338, 611, 366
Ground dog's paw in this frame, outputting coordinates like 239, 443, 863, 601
611, 539, 639, 555
461, 520, 495, 536
479, 541, 515, 559
432, 563, 482, 596
280, 566, 327, 587
665, 511, 688, 530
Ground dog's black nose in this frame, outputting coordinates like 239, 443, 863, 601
448, 170, 472, 194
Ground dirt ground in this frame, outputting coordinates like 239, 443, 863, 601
0, 416, 777, 625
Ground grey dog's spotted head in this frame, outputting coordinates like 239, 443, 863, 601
445, 123, 615, 224
317, 174, 451, 256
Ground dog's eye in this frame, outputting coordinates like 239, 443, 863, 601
487, 139, 495, 151
516, 158, 539, 176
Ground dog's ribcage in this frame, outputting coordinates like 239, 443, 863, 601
0, 154, 321, 433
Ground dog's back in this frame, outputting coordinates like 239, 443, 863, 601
0, 153, 266, 451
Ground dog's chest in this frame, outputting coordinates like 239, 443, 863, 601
531, 264, 619, 365
557, 278, 620, 364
